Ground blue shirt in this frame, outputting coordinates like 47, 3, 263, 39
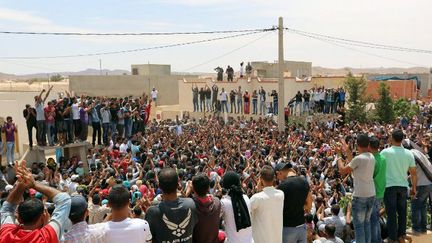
91, 107, 100, 123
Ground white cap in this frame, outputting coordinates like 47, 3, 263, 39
71, 174, 80, 181
5, 185, 13, 192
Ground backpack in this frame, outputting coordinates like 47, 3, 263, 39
411, 149, 432, 182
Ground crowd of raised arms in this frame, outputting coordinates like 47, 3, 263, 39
0, 88, 432, 243
191, 85, 346, 117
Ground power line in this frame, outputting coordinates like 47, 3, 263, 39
183, 31, 274, 72
285, 28, 432, 54
286, 30, 424, 66
0, 30, 272, 60
0, 28, 275, 36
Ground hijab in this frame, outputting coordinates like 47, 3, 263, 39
222, 171, 251, 232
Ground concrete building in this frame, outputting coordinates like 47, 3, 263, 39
251, 60, 312, 78
366, 80, 417, 100
365, 73, 431, 97
131, 64, 171, 76
69, 64, 198, 105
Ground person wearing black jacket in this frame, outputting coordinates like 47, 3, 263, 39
199, 88, 206, 112
23, 104, 37, 148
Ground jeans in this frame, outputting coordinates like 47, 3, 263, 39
212, 99, 217, 111
92, 122, 102, 145
282, 224, 307, 243
206, 98, 211, 112
411, 185, 432, 232
117, 124, 124, 138
6, 141, 14, 165
273, 100, 278, 115
230, 100, 236, 113
384, 186, 407, 241
65, 119, 73, 144
110, 121, 117, 139
260, 101, 266, 115
73, 119, 81, 139
237, 100, 243, 113
124, 119, 132, 138
200, 99, 205, 112
36, 120, 46, 145
221, 100, 228, 113
294, 101, 302, 115
193, 99, 198, 112
102, 123, 110, 145
371, 198, 382, 243
46, 122, 55, 146
352, 196, 375, 243
26, 123, 36, 148
80, 123, 88, 141
252, 100, 257, 114
303, 101, 310, 114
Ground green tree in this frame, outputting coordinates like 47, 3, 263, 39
393, 98, 420, 119
50, 73, 64, 82
375, 81, 394, 123
344, 73, 367, 122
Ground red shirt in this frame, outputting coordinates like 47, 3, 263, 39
0, 224, 58, 243
44, 106, 56, 124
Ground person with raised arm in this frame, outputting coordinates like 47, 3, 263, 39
0, 160, 71, 242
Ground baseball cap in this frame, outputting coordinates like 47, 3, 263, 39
274, 162, 292, 172
69, 195, 88, 218
5, 185, 13, 192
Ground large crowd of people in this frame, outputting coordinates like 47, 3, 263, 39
1, 88, 432, 243
191, 85, 346, 118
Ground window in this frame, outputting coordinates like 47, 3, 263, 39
132, 68, 138, 75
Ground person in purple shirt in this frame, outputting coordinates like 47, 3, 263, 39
79, 103, 91, 142
3, 116, 16, 166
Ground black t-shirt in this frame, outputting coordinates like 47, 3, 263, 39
295, 93, 303, 102
145, 198, 198, 243
23, 108, 36, 126
56, 105, 65, 121
199, 90, 205, 100
110, 107, 119, 122
277, 176, 310, 227
303, 92, 310, 102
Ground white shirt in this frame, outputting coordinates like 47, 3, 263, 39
100, 108, 111, 124
93, 218, 152, 243
314, 91, 321, 102
119, 143, 128, 154
68, 181, 78, 194
221, 194, 253, 243
250, 186, 284, 243
151, 90, 158, 99
72, 103, 80, 120
220, 91, 228, 101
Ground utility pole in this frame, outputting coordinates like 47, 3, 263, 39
99, 59, 102, 75
277, 17, 285, 131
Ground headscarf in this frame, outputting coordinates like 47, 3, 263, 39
222, 171, 251, 232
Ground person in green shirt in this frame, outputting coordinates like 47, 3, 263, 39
369, 136, 386, 243
380, 129, 417, 243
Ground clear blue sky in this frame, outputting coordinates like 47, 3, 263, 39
0, 0, 430, 74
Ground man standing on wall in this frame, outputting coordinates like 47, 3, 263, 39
259, 87, 266, 116
151, 87, 158, 106
35, 85, 53, 146
23, 104, 37, 149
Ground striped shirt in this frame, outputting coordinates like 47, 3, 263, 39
63, 221, 105, 243
88, 203, 111, 224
